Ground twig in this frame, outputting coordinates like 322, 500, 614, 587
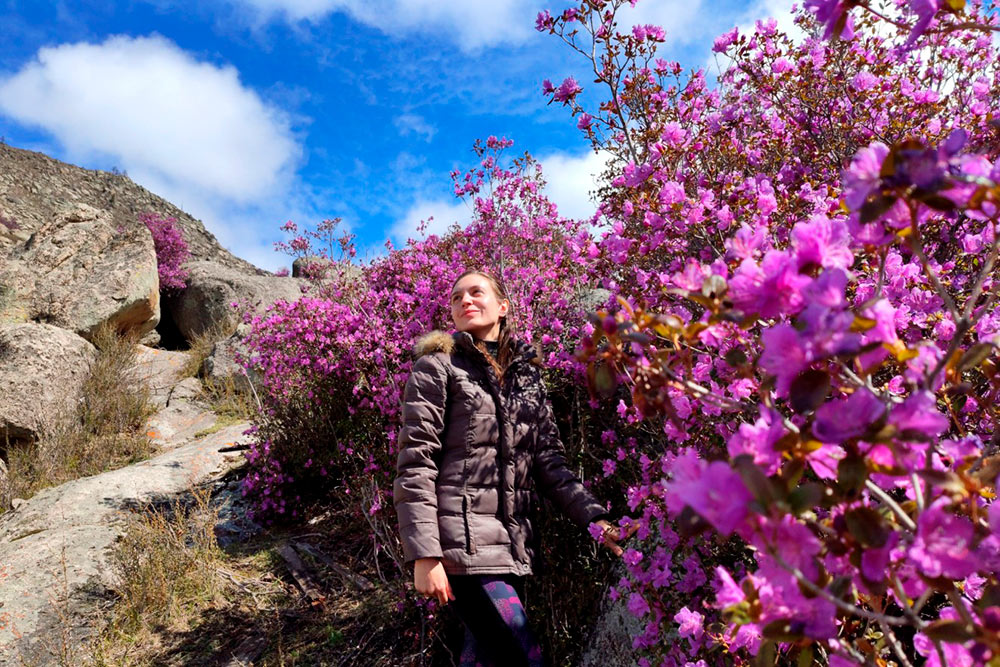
768, 549, 908, 626
947, 586, 978, 629
865, 480, 917, 531
879, 617, 916, 667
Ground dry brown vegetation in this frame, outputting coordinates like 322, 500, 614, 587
199, 376, 258, 426
5, 324, 155, 502
83, 480, 461, 667
178, 318, 237, 380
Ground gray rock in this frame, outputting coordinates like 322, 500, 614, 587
167, 376, 204, 405
0, 458, 8, 511
578, 570, 645, 667
0, 323, 96, 443
0, 142, 262, 274
133, 345, 191, 408
201, 333, 257, 393
0, 203, 160, 340
139, 329, 161, 347
575, 287, 613, 314
0, 421, 248, 665
168, 260, 305, 342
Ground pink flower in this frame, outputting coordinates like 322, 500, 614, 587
805, 0, 856, 39
906, 0, 942, 47
713, 567, 744, 607
674, 606, 705, 642
890, 390, 949, 438
553, 77, 582, 103
843, 142, 889, 210
665, 450, 752, 535
727, 407, 785, 474
627, 591, 650, 617
909, 499, 977, 580
772, 57, 793, 74
792, 215, 854, 270
759, 323, 809, 396
713, 27, 739, 53
535, 10, 553, 32
851, 71, 879, 91
812, 388, 885, 443
728, 250, 811, 318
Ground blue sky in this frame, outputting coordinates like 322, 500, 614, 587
0, 0, 796, 271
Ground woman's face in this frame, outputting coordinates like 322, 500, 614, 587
450, 273, 509, 341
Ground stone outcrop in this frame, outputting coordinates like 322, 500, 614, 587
0, 142, 262, 274
168, 260, 304, 341
0, 323, 96, 444
0, 204, 160, 339
201, 330, 258, 393
0, 339, 251, 665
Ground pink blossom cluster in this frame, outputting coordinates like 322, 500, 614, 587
237, 142, 604, 535
540, 0, 1000, 664
232, 0, 1000, 663
139, 211, 190, 290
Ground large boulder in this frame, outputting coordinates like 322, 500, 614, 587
0, 323, 97, 444
168, 260, 305, 342
0, 203, 160, 339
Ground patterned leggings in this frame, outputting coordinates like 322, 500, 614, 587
449, 575, 546, 667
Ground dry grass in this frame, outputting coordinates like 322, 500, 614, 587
90, 486, 234, 666
179, 319, 238, 379
86, 483, 458, 667
5, 324, 156, 502
199, 375, 258, 424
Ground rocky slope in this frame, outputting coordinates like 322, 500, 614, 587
0, 142, 262, 274
0, 347, 251, 665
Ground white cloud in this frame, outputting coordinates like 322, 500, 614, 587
229, 0, 533, 50
389, 149, 608, 247
536, 149, 608, 222
738, 0, 804, 41
227, 0, 720, 51
390, 198, 470, 243
394, 113, 436, 142
621, 0, 710, 46
0, 34, 301, 205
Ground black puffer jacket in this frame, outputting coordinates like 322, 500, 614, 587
394, 330, 607, 576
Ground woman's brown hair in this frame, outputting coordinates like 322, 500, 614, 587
453, 269, 515, 382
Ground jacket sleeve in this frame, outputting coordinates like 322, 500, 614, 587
394, 354, 449, 563
533, 383, 608, 530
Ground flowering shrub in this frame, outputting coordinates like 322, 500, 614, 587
235, 0, 1000, 663
236, 139, 628, 659
139, 212, 190, 290
537, 0, 1000, 664
239, 137, 605, 520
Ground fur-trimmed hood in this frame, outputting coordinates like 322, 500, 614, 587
412, 330, 542, 365
413, 330, 456, 357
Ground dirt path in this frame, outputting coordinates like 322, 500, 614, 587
0, 347, 250, 665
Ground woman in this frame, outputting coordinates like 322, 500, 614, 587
394, 270, 630, 666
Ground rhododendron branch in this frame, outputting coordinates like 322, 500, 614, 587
946, 586, 978, 629
663, 372, 742, 411
962, 238, 999, 320
909, 212, 961, 325
889, 575, 927, 629
865, 480, 917, 531
911, 471, 926, 513
879, 617, 917, 667
767, 549, 909, 626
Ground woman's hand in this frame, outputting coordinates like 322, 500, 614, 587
595, 519, 639, 557
414, 557, 455, 605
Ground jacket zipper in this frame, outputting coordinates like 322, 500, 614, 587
462, 495, 474, 554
